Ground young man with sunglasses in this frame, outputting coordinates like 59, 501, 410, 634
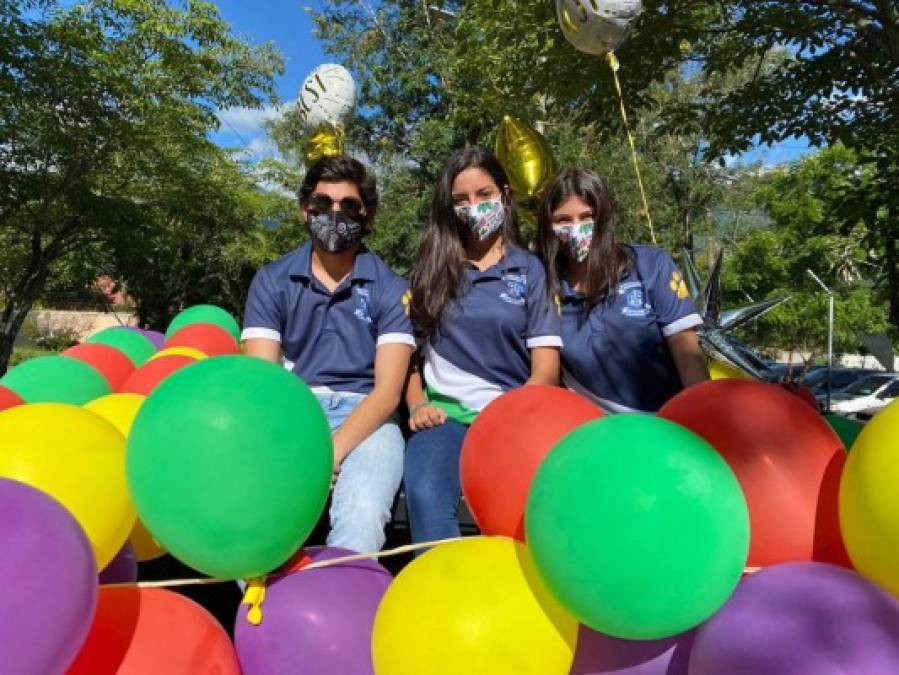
242, 156, 415, 554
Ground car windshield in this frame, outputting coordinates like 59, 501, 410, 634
802, 369, 831, 387
844, 375, 896, 396
881, 381, 899, 398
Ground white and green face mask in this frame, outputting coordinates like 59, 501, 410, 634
455, 198, 505, 240
553, 221, 595, 262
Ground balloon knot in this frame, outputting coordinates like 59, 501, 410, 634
241, 576, 268, 626
605, 51, 620, 71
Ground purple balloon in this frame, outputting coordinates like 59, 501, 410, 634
234, 546, 392, 675
99, 541, 138, 585
0, 479, 98, 674
690, 562, 899, 675
124, 326, 165, 349
572, 625, 695, 674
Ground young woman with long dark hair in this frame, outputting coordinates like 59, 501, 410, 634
403, 147, 561, 544
536, 168, 709, 413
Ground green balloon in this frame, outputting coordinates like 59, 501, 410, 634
86, 327, 156, 366
166, 304, 241, 343
1, 355, 111, 405
526, 415, 749, 640
825, 413, 863, 451
126, 355, 332, 579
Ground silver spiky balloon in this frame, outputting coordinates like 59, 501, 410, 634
682, 249, 789, 379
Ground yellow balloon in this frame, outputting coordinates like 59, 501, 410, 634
0, 403, 135, 569
84, 393, 146, 435
372, 537, 578, 675
148, 346, 207, 362
708, 359, 751, 381
129, 518, 166, 562
84, 393, 167, 561
495, 116, 558, 201
840, 399, 899, 596
305, 124, 345, 165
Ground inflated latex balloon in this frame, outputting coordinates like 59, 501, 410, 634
708, 359, 751, 380
1, 355, 111, 405
165, 304, 241, 343
85, 326, 157, 366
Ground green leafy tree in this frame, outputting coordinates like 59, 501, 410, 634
0, 0, 282, 373
725, 145, 893, 358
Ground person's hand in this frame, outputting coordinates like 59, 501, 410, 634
331, 443, 349, 487
409, 403, 447, 432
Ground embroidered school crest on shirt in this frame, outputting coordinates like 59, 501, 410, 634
402, 289, 412, 316
669, 270, 690, 300
619, 281, 651, 318
500, 273, 527, 306
354, 287, 373, 324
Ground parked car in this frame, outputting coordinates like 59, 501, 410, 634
764, 363, 822, 384
828, 374, 899, 414
805, 367, 880, 396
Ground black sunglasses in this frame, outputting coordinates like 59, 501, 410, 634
307, 193, 365, 219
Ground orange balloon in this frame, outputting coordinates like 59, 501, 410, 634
118, 355, 197, 396
460, 386, 604, 540
164, 323, 239, 356
68, 587, 240, 675
659, 379, 849, 568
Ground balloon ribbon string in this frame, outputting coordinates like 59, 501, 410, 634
108, 538, 762, 590
110, 537, 465, 590
605, 51, 657, 245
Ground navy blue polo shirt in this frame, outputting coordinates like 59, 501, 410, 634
423, 245, 562, 423
560, 245, 702, 413
242, 243, 414, 394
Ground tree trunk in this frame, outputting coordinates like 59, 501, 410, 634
0, 251, 52, 376
0, 292, 43, 376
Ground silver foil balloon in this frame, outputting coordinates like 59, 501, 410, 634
682, 249, 789, 380
556, 0, 643, 56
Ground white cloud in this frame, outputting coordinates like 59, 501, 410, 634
217, 100, 295, 137
231, 136, 281, 164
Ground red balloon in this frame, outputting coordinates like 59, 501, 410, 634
659, 380, 849, 568
164, 323, 239, 356
68, 586, 240, 675
63, 343, 136, 391
776, 381, 819, 411
460, 385, 604, 540
118, 355, 197, 395
0, 385, 24, 412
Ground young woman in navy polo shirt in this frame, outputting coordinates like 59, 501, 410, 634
403, 147, 562, 545
242, 156, 415, 554
536, 168, 709, 413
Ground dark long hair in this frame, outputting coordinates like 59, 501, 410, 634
536, 168, 632, 312
410, 147, 522, 338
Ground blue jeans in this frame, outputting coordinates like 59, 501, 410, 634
317, 392, 404, 554
403, 419, 469, 545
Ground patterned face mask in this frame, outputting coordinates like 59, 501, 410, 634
455, 198, 505, 241
553, 221, 594, 262
308, 211, 364, 254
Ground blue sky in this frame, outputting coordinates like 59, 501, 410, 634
212, 1, 327, 158
209, 1, 814, 167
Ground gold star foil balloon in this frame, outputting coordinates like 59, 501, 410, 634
556, 0, 643, 56
495, 116, 558, 216
304, 124, 345, 165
